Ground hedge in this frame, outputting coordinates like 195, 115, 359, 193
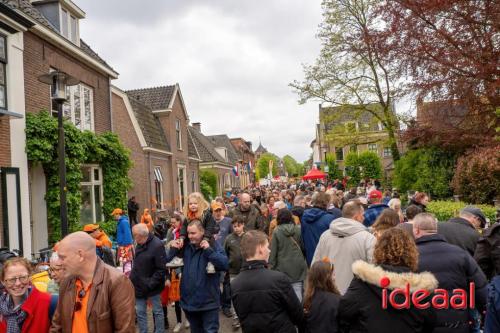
426, 201, 497, 223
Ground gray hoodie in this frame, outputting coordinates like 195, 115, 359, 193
312, 217, 375, 294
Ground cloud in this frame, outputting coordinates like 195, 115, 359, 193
78, 0, 322, 161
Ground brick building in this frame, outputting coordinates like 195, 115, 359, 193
113, 85, 200, 213
188, 124, 237, 196
0, 0, 119, 253
230, 138, 255, 188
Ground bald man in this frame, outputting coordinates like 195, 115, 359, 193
130, 223, 167, 333
230, 192, 265, 231
50, 232, 136, 333
413, 213, 487, 333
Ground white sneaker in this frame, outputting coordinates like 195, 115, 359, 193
206, 262, 216, 274
185, 321, 190, 328
173, 323, 182, 333
166, 257, 184, 267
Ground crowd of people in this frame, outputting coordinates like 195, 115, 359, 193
0, 180, 499, 333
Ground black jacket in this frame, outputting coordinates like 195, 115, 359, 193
303, 290, 340, 333
127, 199, 139, 216
438, 217, 480, 256
129, 234, 167, 298
339, 261, 437, 333
416, 234, 488, 333
230, 205, 264, 231
231, 260, 304, 333
474, 222, 500, 280
224, 233, 243, 275
180, 209, 216, 241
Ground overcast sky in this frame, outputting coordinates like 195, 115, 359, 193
77, 0, 323, 162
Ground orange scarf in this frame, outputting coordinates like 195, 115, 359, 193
187, 210, 200, 221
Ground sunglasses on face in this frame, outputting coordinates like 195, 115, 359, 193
3, 275, 29, 286
74, 288, 86, 312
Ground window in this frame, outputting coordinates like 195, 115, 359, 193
383, 147, 392, 157
224, 173, 231, 189
60, 8, 78, 44
360, 123, 370, 132
0, 34, 6, 109
51, 82, 94, 131
345, 121, 357, 133
154, 166, 163, 209
80, 165, 103, 224
368, 143, 378, 152
335, 147, 344, 161
175, 119, 182, 150
191, 170, 196, 192
350, 145, 357, 153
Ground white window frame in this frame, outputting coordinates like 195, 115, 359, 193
51, 79, 94, 132
0, 34, 7, 110
383, 147, 392, 157
175, 119, 182, 150
80, 165, 103, 223
60, 6, 79, 45
368, 143, 378, 152
154, 166, 164, 209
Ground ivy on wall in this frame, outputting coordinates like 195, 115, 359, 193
26, 111, 132, 243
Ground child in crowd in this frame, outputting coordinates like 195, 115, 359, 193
224, 216, 246, 329
303, 260, 341, 333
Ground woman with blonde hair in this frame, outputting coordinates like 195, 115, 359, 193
388, 198, 404, 223
167, 192, 217, 272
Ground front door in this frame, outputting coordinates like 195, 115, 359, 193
177, 166, 186, 209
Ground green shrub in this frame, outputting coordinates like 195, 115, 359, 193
344, 151, 382, 186
394, 148, 457, 200
426, 201, 497, 223
200, 169, 218, 200
451, 145, 500, 204
98, 220, 117, 238
325, 153, 343, 180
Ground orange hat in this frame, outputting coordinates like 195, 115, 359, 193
83, 224, 99, 232
111, 208, 123, 216
211, 201, 224, 211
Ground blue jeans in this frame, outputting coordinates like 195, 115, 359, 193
135, 294, 164, 333
184, 309, 219, 333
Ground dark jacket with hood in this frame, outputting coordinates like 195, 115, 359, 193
129, 234, 167, 299
485, 275, 500, 333
269, 224, 307, 282
474, 222, 500, 280
301, 207, 336, 266
438, 217, 480, 256
339, 260, 437, 333
416, 234, 488, 333
232, 260, 304, 333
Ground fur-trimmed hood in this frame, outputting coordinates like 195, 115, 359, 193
352, 260, 438, 292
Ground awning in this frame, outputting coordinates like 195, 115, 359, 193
0, 109, 23, 118
302, 168, 327, 180
154, 167, 163, 182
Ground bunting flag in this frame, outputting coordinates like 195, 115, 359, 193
232, 164, 239, 176
248, 161, 252, 171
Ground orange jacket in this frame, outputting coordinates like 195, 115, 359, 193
97, 232, 112, 248
141, 209, 154, 232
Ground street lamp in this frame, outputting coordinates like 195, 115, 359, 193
38, 71, 80, 237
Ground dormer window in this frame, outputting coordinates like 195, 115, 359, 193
60, 7, 79, 44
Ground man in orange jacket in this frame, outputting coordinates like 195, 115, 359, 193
83, 224, 112, 248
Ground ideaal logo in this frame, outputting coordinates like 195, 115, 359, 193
380, 277, 475, 310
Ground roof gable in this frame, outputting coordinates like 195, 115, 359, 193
126, 85, 175, 111
188, 127, 231, 165
207, 135, 240, 164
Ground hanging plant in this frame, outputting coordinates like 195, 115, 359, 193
26, 111, 132, 243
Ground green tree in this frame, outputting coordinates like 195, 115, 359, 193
393, 148, 457, 199
200, 169, 218, 200
283, 155, 300, 177
291, 0, 402, 160
325, 153, 343, 179
358, 151, 382, 180
256, 153, 279, 179
344, 152, 361, 186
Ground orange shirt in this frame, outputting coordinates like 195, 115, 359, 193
72, 279, 92, 333
97, 232, 112, 248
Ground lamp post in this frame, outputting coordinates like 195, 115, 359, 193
38, 71, 80, 237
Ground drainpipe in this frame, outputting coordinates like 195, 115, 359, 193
147, 150, 152, 211
109, 78, 114, 132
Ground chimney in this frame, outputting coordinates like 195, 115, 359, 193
192, 122, 201, 132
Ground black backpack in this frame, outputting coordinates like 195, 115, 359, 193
100, 246, 116, 267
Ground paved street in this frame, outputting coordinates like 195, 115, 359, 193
143, 306, 241, 333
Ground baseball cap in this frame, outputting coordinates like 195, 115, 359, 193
111, 208, 123, 216
211, 201, 224, 211
462, 206, 487, 228
83, 224, 99, 232
368, 190, 383, 199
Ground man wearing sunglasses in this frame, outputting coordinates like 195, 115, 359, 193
50, 231, 136, 333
